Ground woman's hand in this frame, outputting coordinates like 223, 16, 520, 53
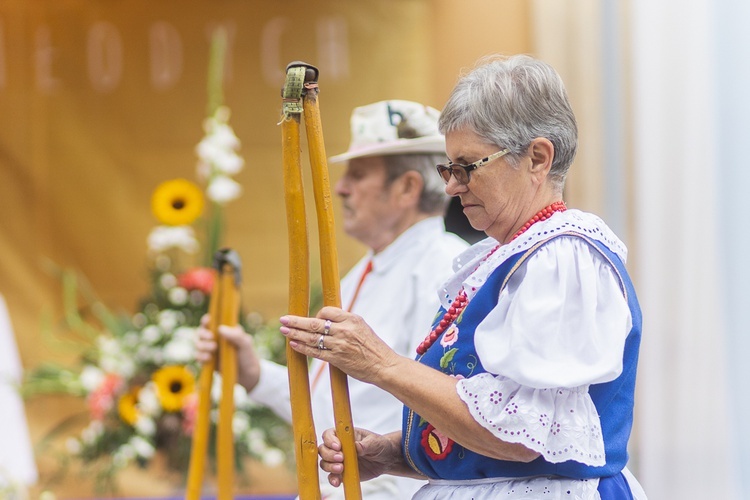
194, 314, 261, 392
319, 428, 418, 487
279, 306, 401, 384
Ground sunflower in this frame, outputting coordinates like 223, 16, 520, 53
118, 386, 141, 426
151, 179, 205, 226
152, 365, 196, 412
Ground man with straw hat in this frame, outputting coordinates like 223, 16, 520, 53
196, 99, 468, 499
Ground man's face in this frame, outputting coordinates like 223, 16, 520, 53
334, 156, 402, 249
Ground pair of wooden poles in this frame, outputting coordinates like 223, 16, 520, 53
185, 63, 361, 499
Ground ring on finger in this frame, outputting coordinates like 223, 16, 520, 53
317, 334, 326, 350
323, 319, 332, 336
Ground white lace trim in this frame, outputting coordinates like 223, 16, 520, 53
413, 475, 600, 500
440, 210, 626, 307
456, 373, 606, 466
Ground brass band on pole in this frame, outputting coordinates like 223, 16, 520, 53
280, 65, 322, 500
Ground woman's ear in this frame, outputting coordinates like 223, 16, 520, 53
527, 137, 554, 181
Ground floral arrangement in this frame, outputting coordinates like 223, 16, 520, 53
23, 29, 293, 495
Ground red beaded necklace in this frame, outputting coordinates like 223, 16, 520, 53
415, 200, 567, 356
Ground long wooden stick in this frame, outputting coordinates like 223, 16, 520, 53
216, 251, 241, 500
185, 249, 241, 500
280, 65, 321, 500
299, 63, 362, 500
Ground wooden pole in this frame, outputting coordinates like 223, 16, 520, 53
280, 65, 322, 500
216, 251, 241, 500
299, 64, 362, 500
185, 249, 241, 500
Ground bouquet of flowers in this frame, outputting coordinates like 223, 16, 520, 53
23, 29, 293, 494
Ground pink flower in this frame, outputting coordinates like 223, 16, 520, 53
181, 392, 199, 435
440, 324, 459, 348
87, 373, 123, 421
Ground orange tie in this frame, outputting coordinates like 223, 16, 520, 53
311, 260, 373, 390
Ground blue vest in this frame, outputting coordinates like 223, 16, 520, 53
402, 233, 642, 494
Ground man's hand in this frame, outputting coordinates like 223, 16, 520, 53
195, 314, 261, 392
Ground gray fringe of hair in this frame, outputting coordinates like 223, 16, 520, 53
438, 54, 578, 190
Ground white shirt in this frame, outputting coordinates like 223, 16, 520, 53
250, 216, 469, 499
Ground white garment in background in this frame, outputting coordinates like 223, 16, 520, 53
0, 294, 38, 487
251, 217, 468, 499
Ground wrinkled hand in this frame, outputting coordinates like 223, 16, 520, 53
279, 306, 400, 384
318, 428, 403, 488
194, 314, 261, 391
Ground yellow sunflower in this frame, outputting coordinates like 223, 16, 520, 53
151, 179, 205, 226
152, 365, 196, 412
118, 386, 141, 426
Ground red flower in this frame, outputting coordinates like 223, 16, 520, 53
420, 423, 454, 460
177, 267, 215, 294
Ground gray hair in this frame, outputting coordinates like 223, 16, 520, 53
438, 54, 578, 189
382, 153, 450, 215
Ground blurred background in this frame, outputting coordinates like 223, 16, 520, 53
1, 0, 749, 498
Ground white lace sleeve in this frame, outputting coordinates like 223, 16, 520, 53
456, 373, 605, 466
475, 236, 632, 388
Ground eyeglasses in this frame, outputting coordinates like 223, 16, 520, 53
435, 149, 511, 185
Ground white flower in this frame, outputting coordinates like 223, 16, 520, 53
129, 436, 155, 459
147, 225, 199, 254
134, 416, 157, 437
79, 365, 105, 393
206, 176, 242, 204
159, 273, 177, 289
168, 286, 188, 306
122, 331, 140, 348
212, 148, 244, 175
141, 325, 162, 344
247, 428, 267, 455
234, 384, 250, 410
137, 383, 162, 417
262, 448, 285, 467
232, 412, 250, 435
157, 310, 181, 333
163, 337, 194, 363
113, 444, 135, 468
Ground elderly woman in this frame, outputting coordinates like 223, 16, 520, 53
279, 55, 646, 499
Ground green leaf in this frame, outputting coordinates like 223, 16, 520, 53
439, 348, 458, 369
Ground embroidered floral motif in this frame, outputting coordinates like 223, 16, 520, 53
439, 348, 458, 369
420, 423, 454, 460
440, 324, 459, 348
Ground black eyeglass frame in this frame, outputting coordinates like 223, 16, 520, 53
436, 148, 511, 185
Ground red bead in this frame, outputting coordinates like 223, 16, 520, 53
439, 319, 448, 328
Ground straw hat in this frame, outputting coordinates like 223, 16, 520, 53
328, 100, 445, 164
